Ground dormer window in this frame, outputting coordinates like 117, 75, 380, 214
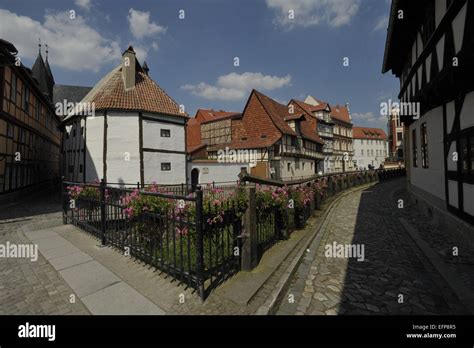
261, 134, 267, 139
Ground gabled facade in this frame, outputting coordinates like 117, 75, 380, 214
0, 39, 61, 195
383, 0, 474, 227
62, 46, 188, 185
353, 127, 388, 170
203, 90, 325, 181
305, 95, 354, 173
290, 98, 334, 173
186, 108, 241, 157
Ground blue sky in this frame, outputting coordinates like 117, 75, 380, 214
0, 0, 398, 129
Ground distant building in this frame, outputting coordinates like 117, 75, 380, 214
383, 0, 474, 228
62, 46, 188, 185
387, 107, 404, 161
352, 127, 387, 170
194, 90, 325, 183
186, 108, 241, 158
186, 109, 244, 185
0, 39, 61, 195
289, 99, 334, 173
305, 96, 354, 173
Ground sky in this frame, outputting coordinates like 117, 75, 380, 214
0, 0, 399, 130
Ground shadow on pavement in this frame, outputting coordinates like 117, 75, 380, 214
0, 188, 62, 221
338, 179, 462, 315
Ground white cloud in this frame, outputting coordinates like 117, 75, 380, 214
182, 72, 292, 101
217, 72, 291, 91
0, 9, 121, 72
352, 112, 376, 121
266, 0, 361, 29
75, 0, 92, 11
182, 83, 247, 101
131, 42, 159, 63
373, 15, 388, 31
133, 45, 148, 63
352, 111, 387, 127
128, 8, 166, 39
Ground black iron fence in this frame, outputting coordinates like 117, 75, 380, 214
62, 180, 245, 300
62, 168, 405, 300
244, 168, 406, 258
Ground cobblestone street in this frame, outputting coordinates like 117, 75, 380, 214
2, 180, 473, 316
0, 191, 90, 315
276, 179, 472, 315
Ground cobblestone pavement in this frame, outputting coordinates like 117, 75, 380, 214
0, 191, 90, 315
276, 179, 470, 315
3, 181, 472, 315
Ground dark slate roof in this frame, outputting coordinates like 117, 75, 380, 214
32, 51, 54, 101
45, 57, 55, 87
53, 84, 93, 106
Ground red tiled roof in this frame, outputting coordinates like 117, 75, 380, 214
187, 108, 240, 152
254, 91, 324, 145
300, 121, 324, 144
292, 99, 330, 114
196, 109, 241, 122
188, 143, 207, 154
64, 50, 187, 121
330, 105, 352, 125
353, 127, 387, 140
91, 68, 186, 117
253, 90, 296, 137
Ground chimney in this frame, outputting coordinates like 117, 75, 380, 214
122, 46, 136, 90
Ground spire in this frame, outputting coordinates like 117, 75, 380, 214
38, 37, 41, 54
32, 41, 54, 101
44, 44, 55, 86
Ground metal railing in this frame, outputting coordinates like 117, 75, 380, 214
62, 180, 245, 300
61, 168, 405, 300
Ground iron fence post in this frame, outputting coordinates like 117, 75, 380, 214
195, 186, 205, 300
241, 184, 258, 271
61, 176, 67, 224
100, 178, 107, 246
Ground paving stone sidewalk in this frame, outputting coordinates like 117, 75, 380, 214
276, 179, 470, 315
0, 192, 90, 315
3, 181, 472, 316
